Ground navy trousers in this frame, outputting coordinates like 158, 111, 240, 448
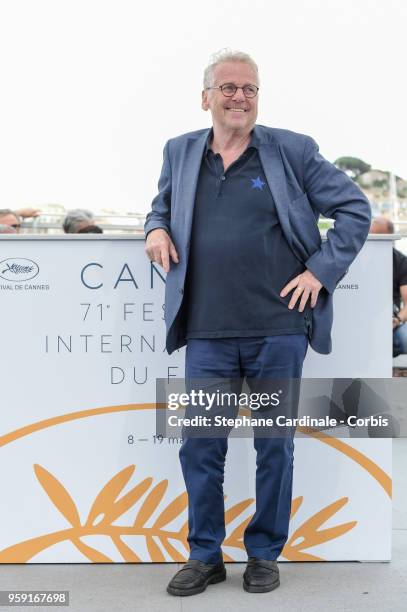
179, 334, 308, 564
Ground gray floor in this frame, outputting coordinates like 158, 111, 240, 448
1, 440, 406, 612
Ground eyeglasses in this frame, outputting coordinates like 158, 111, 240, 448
205, 82, 259, 98
11, 224, 21, 229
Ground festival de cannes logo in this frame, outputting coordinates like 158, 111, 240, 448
0, 258, 39, 282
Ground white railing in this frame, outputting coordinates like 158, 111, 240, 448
19, 212, 146, 234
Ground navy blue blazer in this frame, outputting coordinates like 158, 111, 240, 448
144, 124, 372, 355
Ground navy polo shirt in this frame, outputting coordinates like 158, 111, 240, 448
183, 127, 311, 339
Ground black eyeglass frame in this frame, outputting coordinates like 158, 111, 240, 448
205, 82, 259, 98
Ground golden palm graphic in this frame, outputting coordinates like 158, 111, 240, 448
0, 464, 356, 563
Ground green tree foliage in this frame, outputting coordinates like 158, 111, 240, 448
334, 157, 371, 179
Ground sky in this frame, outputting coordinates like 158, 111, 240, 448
0, 0, 406, 215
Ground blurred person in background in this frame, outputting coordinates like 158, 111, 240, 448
0, 207, 41, 234
0, 209, 22, 232
370, 217, 407, 357
63, 209, 96, 233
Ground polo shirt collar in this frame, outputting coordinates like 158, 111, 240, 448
205, 125, 260, 155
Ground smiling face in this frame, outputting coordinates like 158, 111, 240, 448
202, 61, 259, 136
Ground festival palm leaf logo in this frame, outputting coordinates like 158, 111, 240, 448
0, 464, 357, 563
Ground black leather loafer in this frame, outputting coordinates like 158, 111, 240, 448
167, 559, 226, 596
243, 557, 280, 593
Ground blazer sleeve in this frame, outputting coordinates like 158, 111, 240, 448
302, 136, 372, 294
144, 140, 172, 239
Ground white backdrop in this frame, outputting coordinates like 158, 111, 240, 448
0, 235, 392, 563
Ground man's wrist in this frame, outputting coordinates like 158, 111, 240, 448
145, 227, 169, 241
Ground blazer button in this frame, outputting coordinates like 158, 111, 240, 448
179, 288, 184, 295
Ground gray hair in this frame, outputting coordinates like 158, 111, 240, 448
203, 48, 260, 88
63, 208, 94, 233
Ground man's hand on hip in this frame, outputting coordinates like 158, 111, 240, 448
280, 269, 323, 311
393, 317, 401, 330
145, 229, 179, 273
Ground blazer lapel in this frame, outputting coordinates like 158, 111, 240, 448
257, 135, 294, 252
178, 130, 209, 243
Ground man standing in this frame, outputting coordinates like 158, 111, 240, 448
144, 49, 371, 595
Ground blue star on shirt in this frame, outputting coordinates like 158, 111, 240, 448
250, 176, 266, 190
